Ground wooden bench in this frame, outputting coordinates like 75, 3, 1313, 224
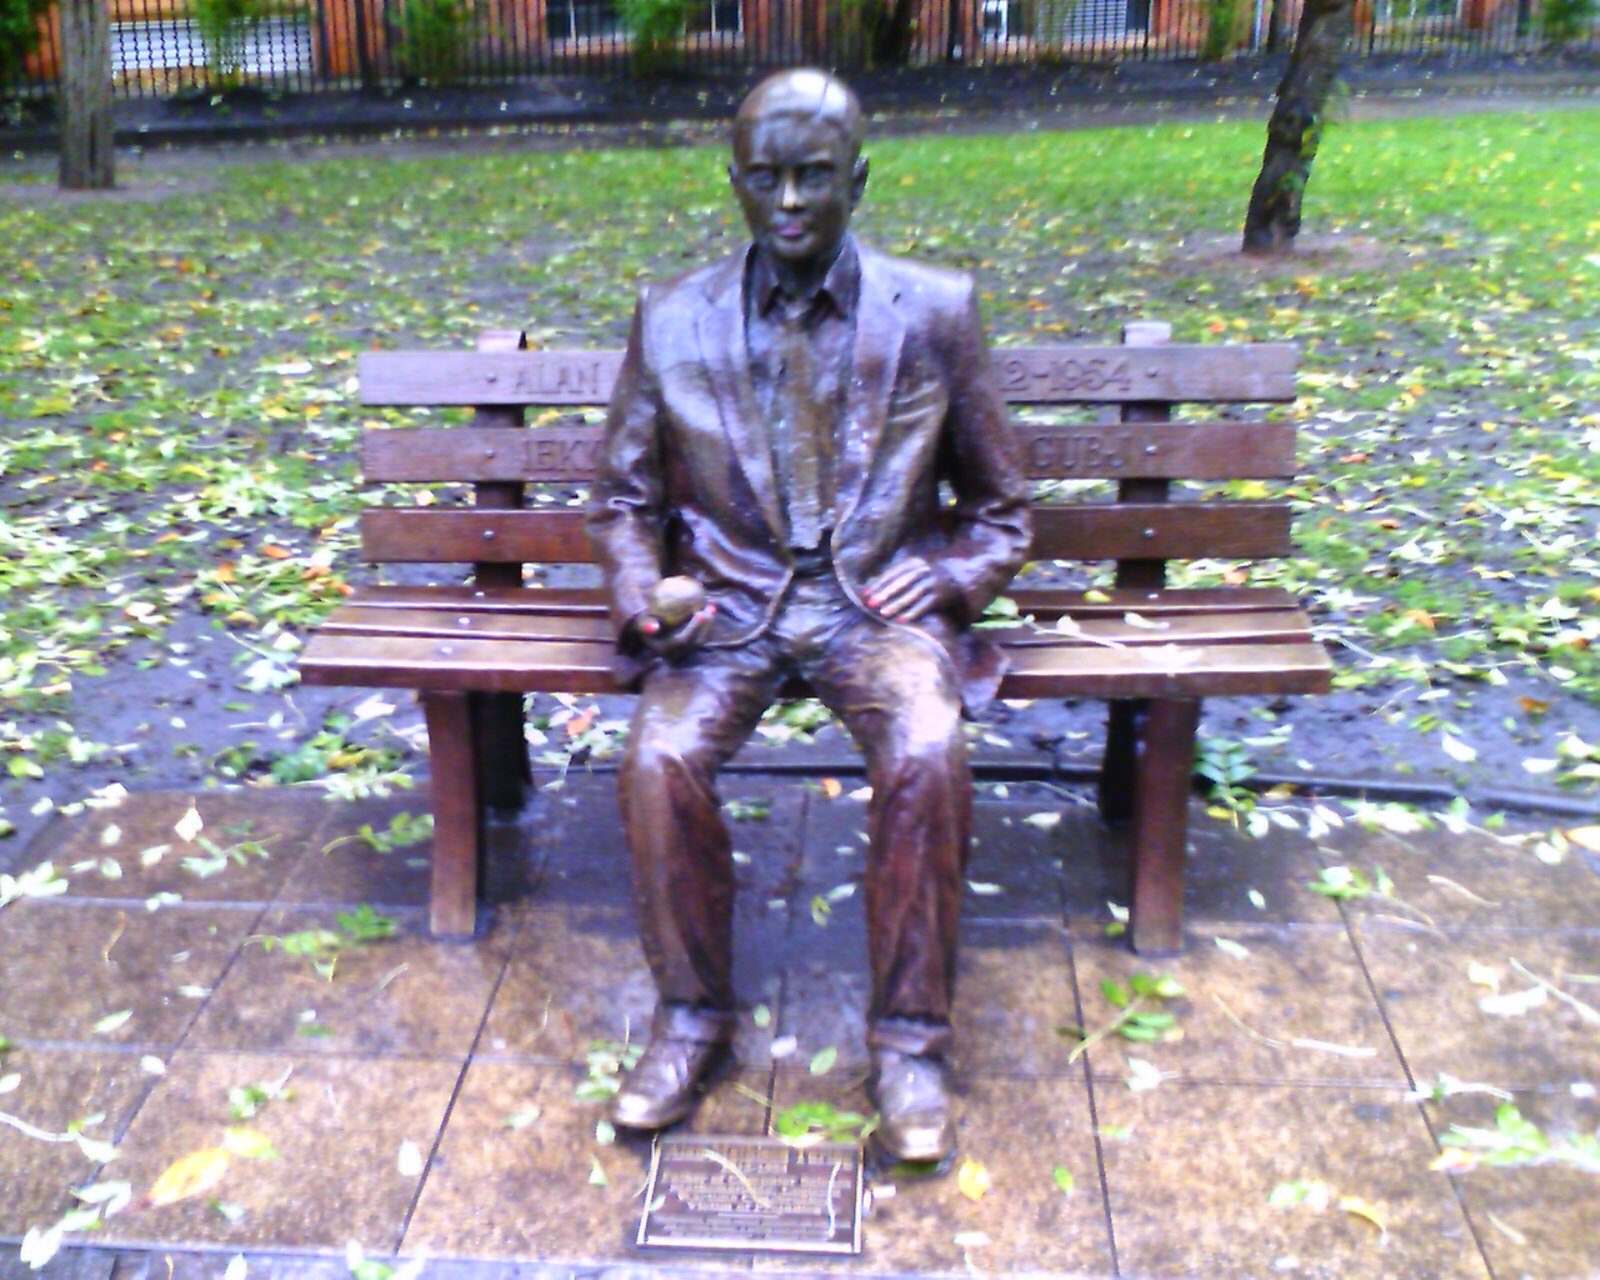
299, 322, 1332, 953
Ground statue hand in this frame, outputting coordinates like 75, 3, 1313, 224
862, 557, 953, 622
638, 603, 718, 661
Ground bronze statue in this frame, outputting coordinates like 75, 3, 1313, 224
585, 68, 1031, 1164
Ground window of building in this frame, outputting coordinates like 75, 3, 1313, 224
545, 0, 740, 41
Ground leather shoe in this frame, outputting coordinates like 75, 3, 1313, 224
870, 1050, 956, 1162
609, 1032, 726, 1131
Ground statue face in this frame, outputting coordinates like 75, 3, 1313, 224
729, 113, 867, 271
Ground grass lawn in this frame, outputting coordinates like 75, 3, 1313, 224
1, 105, 1597, 849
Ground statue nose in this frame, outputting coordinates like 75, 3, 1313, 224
779, 175, 803, 208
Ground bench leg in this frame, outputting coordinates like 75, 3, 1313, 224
1129, 697, 1201, 956
470, 691, 530, 816
421, 690, 481, 939
1099, 699, 1147, 824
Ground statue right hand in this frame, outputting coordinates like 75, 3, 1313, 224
637, 603, 717, 661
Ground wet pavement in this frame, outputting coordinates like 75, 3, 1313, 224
1, 772, 1597, 1278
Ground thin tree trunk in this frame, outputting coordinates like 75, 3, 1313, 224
1265, 0, 1287, 50
58, 0, 114, 190
872, 0, 921, 63
1240, 0, 1351, 255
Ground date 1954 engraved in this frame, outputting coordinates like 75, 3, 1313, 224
638, 1136, 863, 1255
1000, 354, 1134, 397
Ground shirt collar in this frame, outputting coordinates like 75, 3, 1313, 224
750, 235, 861, 321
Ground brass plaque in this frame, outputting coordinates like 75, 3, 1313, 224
638, 1135, 863, 1255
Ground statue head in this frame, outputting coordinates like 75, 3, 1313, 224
729, 69, 868, 277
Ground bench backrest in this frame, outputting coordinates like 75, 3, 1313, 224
355, 324, 1298, 593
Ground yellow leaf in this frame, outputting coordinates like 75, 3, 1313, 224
1337, 1195, 1388, 1236
819, 778, 842, 799
260, 545, 292, 560
1566, 826, 1600, 854
956, 1158, 991, 1202
148, 1147, 231, 1206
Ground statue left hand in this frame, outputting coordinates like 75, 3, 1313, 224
863, 556, 954, 622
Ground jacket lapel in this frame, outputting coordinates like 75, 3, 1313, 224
834, 248, 904, 532
696, 254, 786, 542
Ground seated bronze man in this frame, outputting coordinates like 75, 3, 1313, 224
585, 68, 1031, 1163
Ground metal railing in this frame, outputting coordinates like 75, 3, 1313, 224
5, 0, 1596, 100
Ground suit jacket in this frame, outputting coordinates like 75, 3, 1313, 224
585, 238, 1032, 714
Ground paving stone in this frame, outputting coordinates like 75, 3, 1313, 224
480, 903, 784, 1067
760, 1070, 1110, 1275
274, 793, 434, 909
1357, 925, 1600, 1090
1049, 806, 1346, 926
0, 901, 254, 1051
1425, 1089, 1600, 1280
40, 790, 325, 905
1069, 921, 1407, 1086
776, 915, 1079, 1078
1337, 825, 1600, 930
187, 906, 510, 1059
1096, 1084, 1489, 1278
797, 795, 1069, 920
521, 774, 805, 909
0, 1049, 151, 1238
402, 1060, 767, 1265
93, 1052, 459, 1252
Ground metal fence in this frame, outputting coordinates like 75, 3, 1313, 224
6, 0, 1598, 99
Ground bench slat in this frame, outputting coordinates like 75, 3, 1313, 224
319, 604, 1313, 648
342, 583, 1304, 616
359, 502, 1292, 565
358, 344, 1298, 408
1002, 641, 1333, 698
299, 631, 1330, 698
362, 421, 1297, 485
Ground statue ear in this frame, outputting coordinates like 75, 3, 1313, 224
727, 161, 739, 189
852, 157, 869, 206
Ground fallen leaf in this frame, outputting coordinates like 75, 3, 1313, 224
1565, 826, 1600, 854
174, 805, 203, 844
1479, 987, 1547, 1017
148, 1148, 232, 1206
957, 1158, 992, 1201
397, 1139, 424, 1178
818, 777, 842, 799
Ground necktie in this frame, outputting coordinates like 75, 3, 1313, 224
775, 305, 834, 551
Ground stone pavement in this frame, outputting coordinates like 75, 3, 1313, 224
1, 774, 1597, 1279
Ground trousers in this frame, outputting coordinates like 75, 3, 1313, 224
618, 570, 971, 1057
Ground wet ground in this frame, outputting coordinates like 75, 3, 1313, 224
1, 773, 1597, 1278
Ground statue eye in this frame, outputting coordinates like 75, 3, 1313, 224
744, 170, 777, 193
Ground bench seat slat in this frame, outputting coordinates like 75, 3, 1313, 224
342, 583, 1304, 616
358, 344, 1298, 407
359, 502, 1292, 565
361, 421, 1297, 485
1002, 641, 1333, 698
300, 633, 616, 694
300, 631, 1330, 699
320, 603, 1314, 648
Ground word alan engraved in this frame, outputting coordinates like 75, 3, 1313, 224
506, 353, 623, 402
638, 1135, 863, 1255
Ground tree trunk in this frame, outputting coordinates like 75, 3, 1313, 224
871, 0, 921, 63
1265, 0, 1287, 50
58, 0, 114, 190
1240, 0, 1352, 255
